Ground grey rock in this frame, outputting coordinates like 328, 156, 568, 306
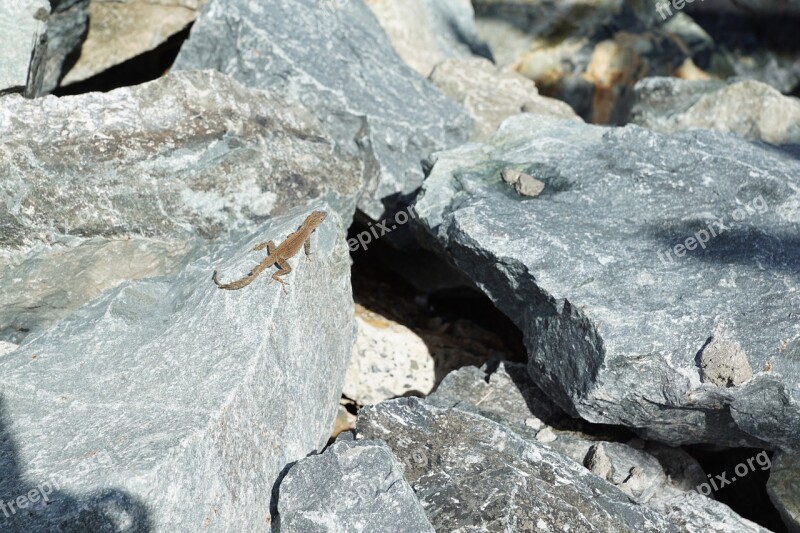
0, 69, 364, 342
428, 57, 578, 141
0, 207, 355, 531
767, 451, 800, 532
174, 0, 471, 220
356, 397, 681, 532
41, 0, 91, 95
0, 0, 49, 96
414, 114, 800, 450
61, 0, 207, 86
630, 77, 800, 144
276, 440, 433, 533
651, 491, 771, 533
365, 0, 490, 77
699, 335, 754, 387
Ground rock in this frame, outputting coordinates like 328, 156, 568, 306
630, 77, 800, 145
515, 172, 546, 197
332, 399, 358, 439
429, 57, 578, 140
61, 0, 207, 86
0, 208, 355, 531
414, 113, 800, 450
767, 451, 800, 532
0, 69, 364, 342
364, 0, 490, 77
41, 0, 91, 94
276, 440, 434, 533
0, 340, 18, 356
698, 335, 754, 387
356, 397, 681, 532
0, 0, 49, 97
344, 304, 435, 405
652, 491, 772, 533
174, 0, 471, 220
472, 0, 709, 123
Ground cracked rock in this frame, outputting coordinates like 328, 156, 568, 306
174, 0, 471, 220
414, 113, 800, 450
0, 208, 355, 531
276, 440, 433, 533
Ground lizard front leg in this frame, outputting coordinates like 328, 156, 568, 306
253, 240, 277, 254
269, 258, 292, 293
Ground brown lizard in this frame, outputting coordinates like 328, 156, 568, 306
212, 210, 327, 290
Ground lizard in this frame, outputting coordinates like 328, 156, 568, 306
212, 210, 327, 291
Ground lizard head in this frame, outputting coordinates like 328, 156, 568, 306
306, 210, 328, 229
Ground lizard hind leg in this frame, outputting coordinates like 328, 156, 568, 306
269, 258, 292, 293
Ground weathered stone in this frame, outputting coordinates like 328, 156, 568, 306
174, 0, 471, 220
0, 207, 355, 531
344, 304, 435, 406
767, 451, 800, 532
699, 335, 754, 387
630, 77, 800, 145
652, 491, 771, 533
276, 440, 434, 532
364, 0, 489, 77
41, 0, 90, 94
0, 0, 49, 96
414, 114, 800, 450
429, 57, 578, 140
0, 69, 364, 342
357, 397, 681, 532
61, 0, 207, 86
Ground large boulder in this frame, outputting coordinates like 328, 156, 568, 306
629, 77, 800, 145
0, 207, 355, 531
0, 69, 364, 342
173, 0, 472, 220
276, 440, 434, 532
414, 114, 800, 450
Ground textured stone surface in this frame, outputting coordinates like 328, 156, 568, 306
357, 397, 681, 532
415, 114, 800, 450
41, 0, 90, 94
429, 57, 578, 141
174, 0, 471, 220
276, 440, 433, 532
365, 0, 489, 77
0, 0, 49, 96
651, 491, 771, 533
62, 0, 207, 86
767, 451, 800, 532
0, 207, 355, 531
630, 77, 800, 145
0, 69, 364, 342
344, 304, 435, 406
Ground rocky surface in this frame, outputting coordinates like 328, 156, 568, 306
61, 0, 207, 86
0, 69, 364, 342
344, 304, 435, 406
0, 207, 355, 531
357, 397, 681, 532
364, 0, 489, 77
41, 0, 91, 94
429, 57, 579, 140
415, 113, 800, 450
174, 0, 471, 220
276, 440, 433, 532
767, 451, 800, 532
630, 77, 800, 144
0, 0, 49, 97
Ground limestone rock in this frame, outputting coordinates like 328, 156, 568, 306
0, 69, 364, 342
0, 0, 49, 96
174, 0, 471, 220
414, 113, 800, 450
62, 0, 208, 86
364, 0, 490, 77
344, 304, 435, 406
0, 208, 356, 531
767, 451, 800, 532
429, 57, 578, 141
630, 77, 800, 145
276, 440, 434, 533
